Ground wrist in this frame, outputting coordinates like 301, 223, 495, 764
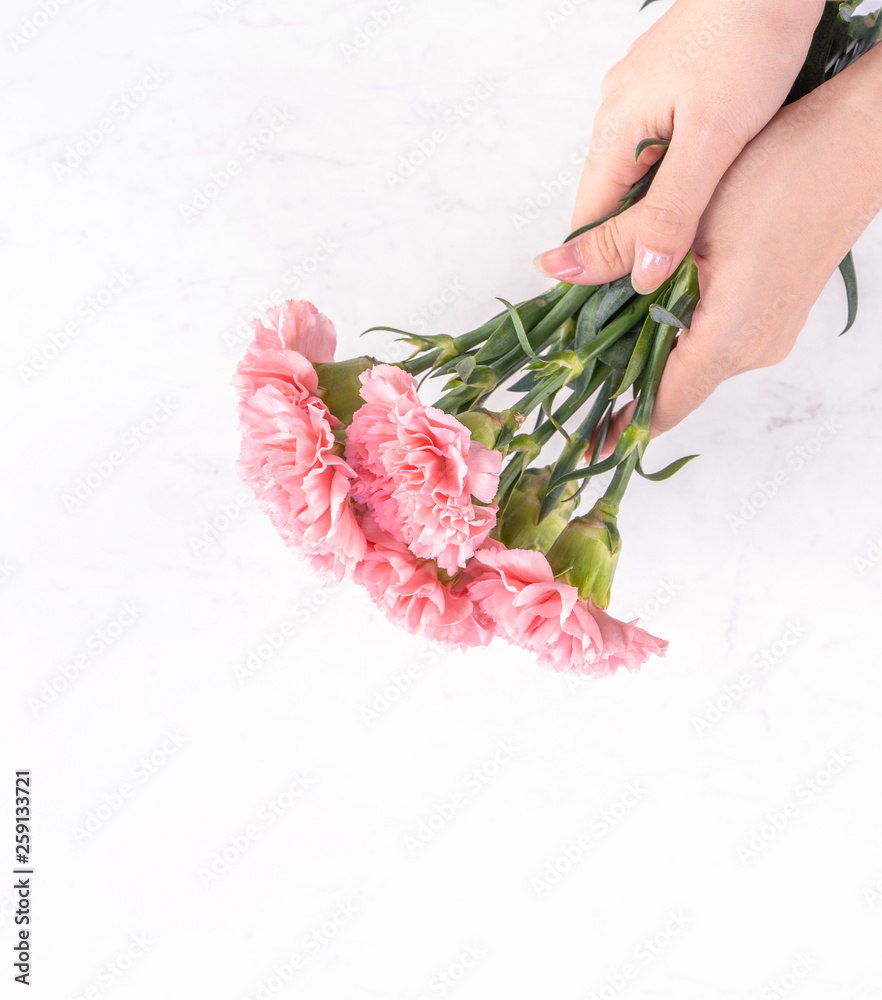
799, 42, 882, 253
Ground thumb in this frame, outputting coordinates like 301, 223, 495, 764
536, 126, 743, 292
629, 127, 748, 293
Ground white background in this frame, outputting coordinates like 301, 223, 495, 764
3, 1, 882, 998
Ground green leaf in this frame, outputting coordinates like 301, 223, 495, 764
574, 284, 607, 351
360, 324, 418, 338
431, 350, 479, 379
549, 424, 647, 488
634, 137, 670, 161
552, 451, 621, 485
645, 256, 701, 339
636, 453, 699, 481
542, 400, 570, 444
599, 331, 639, 371
566, 359, 596, 398
488, 283, 597, 386
784, 2, 840, 104
613, 312, 657, 398
837, 250, 858, 336
838, 2, 882, 48
455, 356, 476, 382
597, 277, 639, 328
497, 298, 541, 363
434, 382, 484, 415
640, 0, 664, 8
516, 368, 572, 421
474, 284, 570, 365
362, 328, 459, 361
648, 304, 688, 329
573, 277, 637, 354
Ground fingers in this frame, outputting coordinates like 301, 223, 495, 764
535, 120, 745, 293
571, 120, 666, 230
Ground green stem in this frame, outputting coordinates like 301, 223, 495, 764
602, 450, 638, 506
496, 451, 529, 512
403, 323, 496, 376
537, 372, 618, 520
479, 288, 655, 419
531, 363, 612, 446
515, 369, 571, 420
487, 282, 597, 385
589, 395, 615, 466
633, 323, 677, 429
404, 281, 579, 377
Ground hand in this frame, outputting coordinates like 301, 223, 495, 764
535, 0, 824, 294
598, 43, 882, 443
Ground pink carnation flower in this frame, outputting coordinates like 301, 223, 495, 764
240, 299, 337, 373
345, 364, 502, 574
354, 516, 493, 650
466, 543, 667, 676
234, 300, 365, 578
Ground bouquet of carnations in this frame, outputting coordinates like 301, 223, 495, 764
234, 1, 879, 677
234, 262, 694, 676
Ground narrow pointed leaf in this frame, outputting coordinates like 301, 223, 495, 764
838, 250, 858, 336
636, 453, 699, 482
542, 403, 570, 444
498, 298, 541, 362
474, 284, 570, 364
455, 356, 476, 382
573, 276, 637, 353
597, 276, 639, 329
648, 304, 688, 329
432, 350, 478, 379
613, 313, 657, 398
551, 450, 622, 485
634, 137, 670, 161
489, 283, 596, 384
361, 325, 419, 338
549, 429, 637, 488
599, 331, 639, 371
566, 358, 597, 398
574, 284, 607, 351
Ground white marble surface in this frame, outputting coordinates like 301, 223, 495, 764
3, 1, 882, 997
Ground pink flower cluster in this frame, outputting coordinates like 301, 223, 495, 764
235, 300, 667, 676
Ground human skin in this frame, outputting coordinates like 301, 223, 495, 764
590, 41, 882, 441
535, 0, 825, 294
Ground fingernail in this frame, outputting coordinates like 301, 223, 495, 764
631, 240, 674, 295
533, 242, 583, 280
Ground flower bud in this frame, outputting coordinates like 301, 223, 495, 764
545, 499, 621, 608
496, 469, 578, 553
458, 408, 522, 451
314, 357, 375, 425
